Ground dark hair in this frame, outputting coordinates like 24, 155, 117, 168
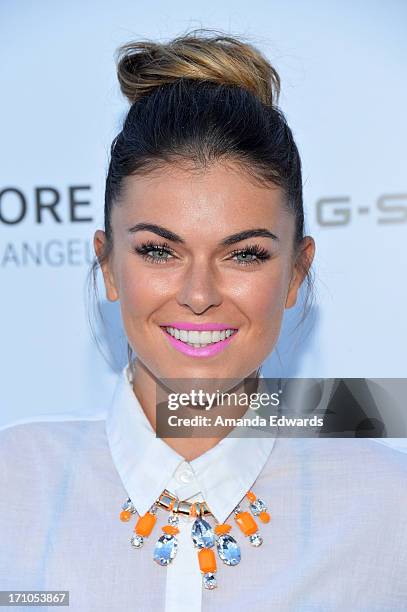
88, 28, 315, 369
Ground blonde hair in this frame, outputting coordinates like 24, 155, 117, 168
116, 29, 280, 107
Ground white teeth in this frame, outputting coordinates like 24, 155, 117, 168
164, 327, 237, 346
199, 331, 212, 344
179, 329, 188, 342
188, 331, 200, 344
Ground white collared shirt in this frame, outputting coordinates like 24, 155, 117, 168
0, 363, 406, 611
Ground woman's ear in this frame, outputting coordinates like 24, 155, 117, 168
93, 230, 119, 302
285, 236, 315, 309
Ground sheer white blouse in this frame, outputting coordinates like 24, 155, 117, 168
0, 364, 406, 611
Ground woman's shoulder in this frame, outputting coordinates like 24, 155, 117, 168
272, 436, 407, 489
0, 414, 111, 506
351, 438, 407, 483
302, 436, 407, 467
316, 438, 406, 498
0, 413, 108, 464
0, 414, 116, 542
266, 437, 407, 528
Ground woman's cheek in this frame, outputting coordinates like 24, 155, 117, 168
250, 276, 288, 351
119, 261, 159, 309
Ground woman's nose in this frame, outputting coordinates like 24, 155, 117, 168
175, 260, 223, 314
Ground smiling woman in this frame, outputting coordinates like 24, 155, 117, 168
1, 27, 406, 612
93, 162, 313, 397
91, 30, 315, 454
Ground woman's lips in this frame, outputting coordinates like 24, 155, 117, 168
160, 327, 238, 358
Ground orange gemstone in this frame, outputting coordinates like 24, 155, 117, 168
198, 547, 217, 574
259, 511, 271, 523
235, 511, 258, 536
120, 510, 132, 522
134, 511, 157, 536
246, 491, 257, 503
162, 525, 180, 535
214, 524, 232, 535
189, 504, 197, 517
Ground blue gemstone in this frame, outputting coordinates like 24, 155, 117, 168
191, 518, 215, 549
153, 533, 178, 566
216, 534, 241, 566
250, 498, 267, 516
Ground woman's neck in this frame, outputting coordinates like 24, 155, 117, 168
130, 359, 259, 461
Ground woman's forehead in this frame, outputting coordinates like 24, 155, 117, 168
116, 162, 288, 226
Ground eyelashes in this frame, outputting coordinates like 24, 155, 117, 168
134, 240, 173, 264
229, 244, 271, 266
134, 240, 271, 267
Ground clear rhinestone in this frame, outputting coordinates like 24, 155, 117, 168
153, 533, 178, 566
250, 499, 267, 516
149, 504, 158, 515
217, 534, 241, 566
130, 534, 144, 548
122, 498, 136, 513
168, 514, 179, 526
191, 518, 215, 549
203, 572, 217, 590
249, 532, 263, 547
233, 505, 242, 516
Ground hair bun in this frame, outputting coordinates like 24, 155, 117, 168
116, 29, 280, 107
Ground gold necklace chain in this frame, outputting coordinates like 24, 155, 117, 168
156, 489, 212, 517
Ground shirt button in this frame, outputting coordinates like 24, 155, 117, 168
176, 462, 194, 484
179, 468, 193, 484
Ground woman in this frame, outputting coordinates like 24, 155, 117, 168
1, 29, 406, 612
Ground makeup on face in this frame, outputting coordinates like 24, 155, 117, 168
102, 162, 301, 380
159, 323, 239, 358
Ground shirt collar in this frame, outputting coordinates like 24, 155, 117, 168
106, 363, 276, 524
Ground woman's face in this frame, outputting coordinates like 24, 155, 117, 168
94, 161, 314, 381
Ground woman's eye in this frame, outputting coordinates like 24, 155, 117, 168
230, 245, 271, 266
145, 248, 172, 262
134, 242, 174, 264
232, 252, 258, 264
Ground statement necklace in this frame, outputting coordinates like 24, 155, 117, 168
119, 488, 270, 590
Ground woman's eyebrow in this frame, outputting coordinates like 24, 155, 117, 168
127, 223, 279, 245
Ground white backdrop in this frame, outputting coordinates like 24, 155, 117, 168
1, 1, 406, 450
